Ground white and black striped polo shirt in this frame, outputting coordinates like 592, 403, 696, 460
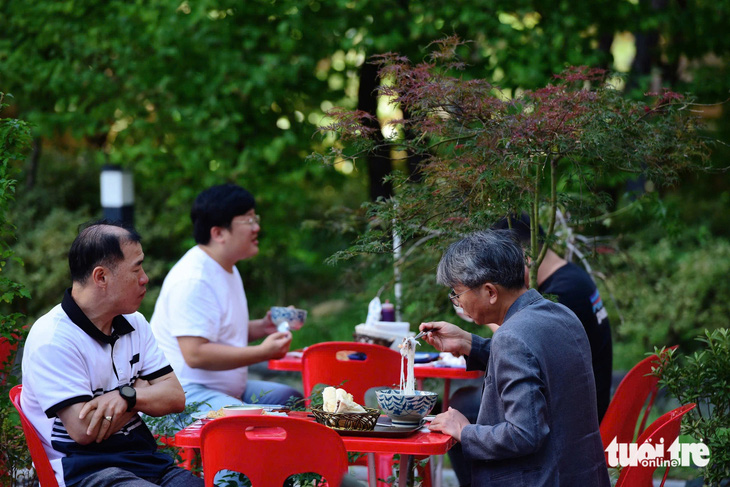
21, 289, 175, 487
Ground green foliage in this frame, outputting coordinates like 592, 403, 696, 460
0, 145, 97, 320
0, 93, 32, 312
0, 93, 33, 485
214, 471, 324, 487
143, 401, 207, 473
0, 0, 370, 327
654, 329, 730, 486
0, 411, 34, 486
1, 0, 728, 353
384, 455, 431, 487
600, 234, 730, 369
215, 471, 252, 487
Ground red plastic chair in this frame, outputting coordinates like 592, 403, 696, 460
301, 341, 402, 406
157, 434, 197, 473
302, 342, 431, 487
615, 403, 697, 487
600, 346, 678, 459
200, 415, 349, 487
9, 384, 60, 487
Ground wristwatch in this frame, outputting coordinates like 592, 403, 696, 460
118, 385, 137, 412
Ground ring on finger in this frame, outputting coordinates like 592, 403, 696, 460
104, 416, 113, 422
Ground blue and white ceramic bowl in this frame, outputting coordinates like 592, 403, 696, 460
269, 306, 307, 328
375, 389, 438, 427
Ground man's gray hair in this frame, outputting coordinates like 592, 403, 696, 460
437, 230, 526, 290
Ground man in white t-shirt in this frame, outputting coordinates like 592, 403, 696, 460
150, 184, 303, 416
21, 221, 202, 487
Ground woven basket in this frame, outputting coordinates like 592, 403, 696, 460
311, 406, 380, 431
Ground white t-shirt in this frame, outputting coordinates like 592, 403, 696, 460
150, 246, 249, 398
21, 290, 174, 487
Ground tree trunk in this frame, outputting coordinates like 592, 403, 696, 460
627, 0, 668, 92
358, 61, 392, 201
25, 136, 42, 189
402, 108, 427, 184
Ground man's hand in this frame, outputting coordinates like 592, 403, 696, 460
419, 321, 472, 357
69, 391, 135, 444
249, 311, 277, 340
428, 407, 470, 441
260, 310, 277, 334
260, 331, 292, 360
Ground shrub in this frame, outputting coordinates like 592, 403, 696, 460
600, 236, 730, 369
654, 329, 730, 486
0, 92, 34, 484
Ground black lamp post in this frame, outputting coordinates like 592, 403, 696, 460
100, 165, 134, 226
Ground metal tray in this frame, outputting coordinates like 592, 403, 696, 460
332, 417, 425, 437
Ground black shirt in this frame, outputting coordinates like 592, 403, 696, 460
540, 262, 613, 421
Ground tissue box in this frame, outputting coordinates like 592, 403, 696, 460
353, 323, 413, 350
373, 321, 410, 335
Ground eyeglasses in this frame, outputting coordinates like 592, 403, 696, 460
448, 287, 474, 307
232, 215, 260, 226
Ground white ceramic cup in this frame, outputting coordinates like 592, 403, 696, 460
270, 307, 307, 330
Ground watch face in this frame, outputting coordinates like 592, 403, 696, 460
119, 385, 136, 412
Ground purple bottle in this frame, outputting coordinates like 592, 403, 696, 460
381, 300, 396, 322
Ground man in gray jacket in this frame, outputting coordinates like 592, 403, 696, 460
423, 230, 609, 486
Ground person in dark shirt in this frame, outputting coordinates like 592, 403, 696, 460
539, 261, 613, 418
492, 213, 613, 419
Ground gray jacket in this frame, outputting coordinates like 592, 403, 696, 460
461, 289, 610, 486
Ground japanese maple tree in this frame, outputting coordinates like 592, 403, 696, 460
314, 38, 712, 288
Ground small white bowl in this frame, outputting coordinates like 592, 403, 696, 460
222, 405, 265, 417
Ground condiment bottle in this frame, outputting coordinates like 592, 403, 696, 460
381, 300, 396, 322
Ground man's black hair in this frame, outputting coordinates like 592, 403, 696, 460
191, 184, 256, 244
492, 213, 545, 247
68, 220, 141, 284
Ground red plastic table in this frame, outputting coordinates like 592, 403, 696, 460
175, 414, 456, 487
268, 352, 484, 411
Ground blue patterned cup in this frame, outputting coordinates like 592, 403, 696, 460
375, 389, 438, 427
270, 306, 307, 330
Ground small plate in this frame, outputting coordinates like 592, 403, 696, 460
191, 404, 288, 421
256, 404, 290, 412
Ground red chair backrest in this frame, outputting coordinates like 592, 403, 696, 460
301, 342, 402, 406
9, 385, 60, 487
615, 403, 697, 487
600, 346, 678, 455
200, 415, 348, 487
